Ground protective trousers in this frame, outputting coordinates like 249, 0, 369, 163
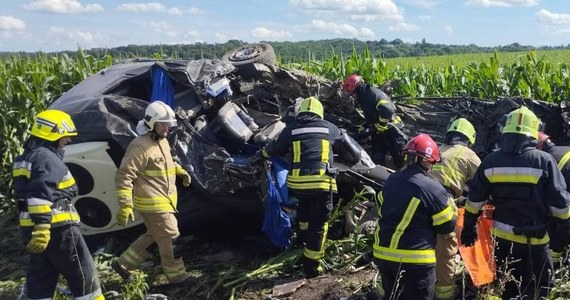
495, 238, 553, 300
371, 125, 407, 169
295, 191, 333, 277
375, 258, 436, 300
22, 225, 103, 300
118, 212, 188, 283
435, 198, 458, 300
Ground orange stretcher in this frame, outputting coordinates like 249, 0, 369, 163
456, 206, 496, 286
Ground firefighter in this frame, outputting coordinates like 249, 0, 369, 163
429, 118, 481, 300
257, 96, 342, 278
462, 107, 570, 299
373, 133, 456, 299
12, 110, 104, 299
537, 131, 570, 264
112, 100, 193, 284
342, 74, 408, 169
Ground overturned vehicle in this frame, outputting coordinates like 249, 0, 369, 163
49, 43, 570, 244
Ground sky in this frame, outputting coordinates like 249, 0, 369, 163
1, 0, 569, 52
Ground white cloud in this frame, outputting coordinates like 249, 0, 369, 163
403, 0, 438, 10
250, 27, 292, 39
0, 16, 26, 31
295, 19, 375, 38
537, 9, 570, 25
117, 2, 166, 13
445, 25, 453, 34
23, 0, 103, 14
536, 9, 570, 36
418, 15, 432, 20
289, 0, 405, 22
146, 21, 200, 40
388, 22, 420, 32
48, 26, 107, 49
465, 0, 539, 7
117, 3, 205, 15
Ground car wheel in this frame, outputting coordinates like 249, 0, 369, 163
222, 43, 277, 79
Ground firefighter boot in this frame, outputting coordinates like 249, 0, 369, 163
164, 258, 191, 284
111, 259, 134, 282
302, 257, 323, 278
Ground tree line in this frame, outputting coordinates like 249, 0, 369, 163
2, 38, 569, 62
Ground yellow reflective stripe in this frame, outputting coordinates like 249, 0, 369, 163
376, 99, 389, 108
551, 205, 570, 220
28, 205, 51, 214
432, 205, 453, 226
464, 200, 484, 214
375, 123, 388, 132
75, 290, 104, 300
484, 167, 542, 184
373, 245, 436, 264
292, 141, 301, 163
116, 189, 132, 197
435, 285, 455, 299
13, 168, 31, 178
122, 247, 148, 266
491, 227, 549, 245
558, 151, 570, 171
19, 212, 80, 227
58, 176, 76, 189
142, 168, 176, 177
376, 192, 384, 217
321, 139, 329, 163
287, 175, 337, 191
303, 222, 329, 260
389, 197, 421, 248
163, 263, 187, 278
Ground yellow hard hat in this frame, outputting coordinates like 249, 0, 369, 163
31, 110, 77, 142
447, 118, 476, 144
298, 96, 324, 119
502, 106, 539, 139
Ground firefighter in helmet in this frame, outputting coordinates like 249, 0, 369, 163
342, 74, 408, 169
12, 110, 104, 299
373, 133, 456, 299
537, 131, 570, 265
462, 106, 570, 299
258, 96, 343, 278
112, 100, 193, 284
429, 117, 481, 300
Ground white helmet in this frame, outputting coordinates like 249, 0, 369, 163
136, 100, 177, 135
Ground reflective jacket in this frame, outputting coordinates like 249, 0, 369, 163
262, 113, 342, 193
354, 84, 402, 132
116, 133, 178, 213
465, 134, 570, 245
12, 138, 80, 228
373, 164, 455, 265
430, 141, 481, 198
543, 144, 570, 189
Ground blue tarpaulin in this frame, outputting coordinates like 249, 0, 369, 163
262, 157, 294, 248
151, 67, 174, 107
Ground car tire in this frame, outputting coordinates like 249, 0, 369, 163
222, 43, 277, 79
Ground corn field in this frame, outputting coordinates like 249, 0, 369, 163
1, 48, 570, 211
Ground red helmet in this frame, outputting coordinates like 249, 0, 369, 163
342, 74, 363, 93
537, 131, 550, 150
403, 134, 441, 164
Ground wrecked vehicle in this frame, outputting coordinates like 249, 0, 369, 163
49, 44, 389, 244
49, 42, 570, 245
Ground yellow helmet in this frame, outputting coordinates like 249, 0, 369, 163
31, 109, 77, 142
298, 96, 324, 119
502, 106, 539, 139
447, 118, 476, 144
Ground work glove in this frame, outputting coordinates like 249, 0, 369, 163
26, 224, 51, 254
461, 213, 478, 247
176, 165, 192, 187
116, 205, 134, 227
